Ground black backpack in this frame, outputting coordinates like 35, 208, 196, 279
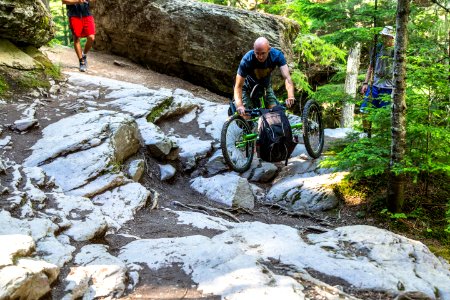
257, 106, 296, 165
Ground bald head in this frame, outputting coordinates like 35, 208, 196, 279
254, 37, 270, 48
253, 37, 271, 62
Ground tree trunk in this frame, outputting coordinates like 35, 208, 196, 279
341, 42, 361, 128
388, 0, 410, 212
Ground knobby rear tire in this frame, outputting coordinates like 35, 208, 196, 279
221, 115, 254, 173
302, 100, 324, 159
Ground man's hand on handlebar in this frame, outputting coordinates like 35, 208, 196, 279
236, 105, 246, 116
286, 97, 295, 108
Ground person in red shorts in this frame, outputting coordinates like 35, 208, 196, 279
62, 0, 96, 72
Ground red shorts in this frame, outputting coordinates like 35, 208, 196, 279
69, 16, 96, 38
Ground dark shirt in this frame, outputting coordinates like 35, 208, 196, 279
237, 48, 287, 89
371, 43, 394, 89
66, 2, 91, 17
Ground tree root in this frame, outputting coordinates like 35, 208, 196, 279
171, 201, 241, 223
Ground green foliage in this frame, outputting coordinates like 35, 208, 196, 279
146, 97, 174, 123
290, 34, 346, 95
49, 0, 72, 46
380, 209, 407, 219
293, 34, 346, 67
312, 83, 351, 127
259, 0, 311, 33
44, 63, 62, 80
0, 75, 8, 96
18, 71, 50, 90
291, 69, 312, 94
446, 205, 450, 234
321, 107, 391, 179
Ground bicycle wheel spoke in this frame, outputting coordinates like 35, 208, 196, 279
302, 100, 324, 159
221, 116, 254, 172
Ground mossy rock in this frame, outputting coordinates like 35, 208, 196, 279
22, 45, 63, 80
146, 97, 174, 123
0, 41, 62, 98
0, 39, 42, 70
0, 0, 55, 47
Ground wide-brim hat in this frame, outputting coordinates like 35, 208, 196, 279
380, 26, 395, 38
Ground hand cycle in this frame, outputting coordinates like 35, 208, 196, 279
220, 84, 324, 172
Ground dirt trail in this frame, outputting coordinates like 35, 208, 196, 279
44, 46, 228, 104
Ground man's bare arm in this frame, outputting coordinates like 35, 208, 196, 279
234, 74, 246, 116
280, 64, 295, 107
361, 65, 373, 94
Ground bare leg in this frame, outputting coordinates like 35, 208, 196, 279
73, 36, 83, 60
83, 35, 95, 55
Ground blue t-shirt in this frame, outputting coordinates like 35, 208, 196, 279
66, 2, 91, 17
237, 48, 287, 89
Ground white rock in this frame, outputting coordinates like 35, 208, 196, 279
120, 211, 450, 300
45, 193, 108, 241
119, 221, 305, 300
243, 160, 277, 183
0, 264, 55, 300
307, 225, 450, 299
28, 217, 58, 241
66, 172, 130, 198
196, 102, 229, 140
16, 258, 59, 283
205, 149, 228, 175
0, 235, 35, 267
290, 143, 308, 158
179, 107, 198, 123
13, 118, 38, 131
40, 142, 114, 192
324, 128, 354, 139
190, 174, 254, 209
136, 118, 176, 158
175, 135, 212, 170
172, 210, 234, 231
149, 89, 198, 123
0, 210, 31, 236
127, 159, 145, 182
266, 171, 345, 211
36, 236, 75, 267
250, 183, 266, 202
66, 71, 156, 92
107, 94, 170, 118
64, 244, 127, 300
0, 157, 7, 173
24, 110, 139, 168
0, 136, 11, 148
159, 164, 176, 181
49, 84, 60, 94
91, 183, 150, 232
22, 167, 46, 187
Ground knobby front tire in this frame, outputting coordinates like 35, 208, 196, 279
221, 115, 254, 173
302, 100, 324, 159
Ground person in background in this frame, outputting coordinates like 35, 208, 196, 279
360, 25, 396, 112
62, 0, 96, 72
234, 37, 295, 116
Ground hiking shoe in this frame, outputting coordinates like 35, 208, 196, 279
79, 58, 87, 72
82, 53, 87, 68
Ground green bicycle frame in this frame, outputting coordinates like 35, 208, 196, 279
234, 95, 303, 149
235, 118, 303, 149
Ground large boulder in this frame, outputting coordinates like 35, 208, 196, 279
93, 0, 299, 95
0, 0, 55, 47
